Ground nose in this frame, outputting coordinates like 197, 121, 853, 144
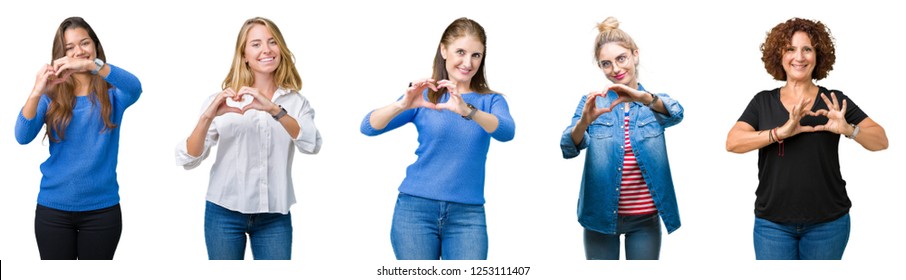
462, 57, 472, 69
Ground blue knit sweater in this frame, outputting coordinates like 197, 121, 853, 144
361, 92, 515, 205
15, 65, 142, 211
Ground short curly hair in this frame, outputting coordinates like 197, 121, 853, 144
760, 18, 836, 81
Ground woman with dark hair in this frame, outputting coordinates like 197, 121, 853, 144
360, 17, 515, 260
726, 18, 888, 260
15, 16, 143, 260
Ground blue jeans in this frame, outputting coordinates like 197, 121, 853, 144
754, 213, 850, 260
584, 213, 661, 260
204, 201, 292, 260
390, 193, 488, 260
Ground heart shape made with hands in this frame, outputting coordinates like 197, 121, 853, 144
226, 94, 253, 109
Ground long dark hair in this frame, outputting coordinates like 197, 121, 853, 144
45, 16, 115, 142
428, 17, 493, 103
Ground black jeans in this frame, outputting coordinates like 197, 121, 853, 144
35, 204, 122, 260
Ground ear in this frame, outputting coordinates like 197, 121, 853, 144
632, 49, 640, 65
440, 43, 448, 60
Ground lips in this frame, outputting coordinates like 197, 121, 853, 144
614, 73, 626, 80
258, 57, 275, 63
457, 67, 472, 75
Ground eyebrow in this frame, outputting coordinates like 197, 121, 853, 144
65, 38, 91, 47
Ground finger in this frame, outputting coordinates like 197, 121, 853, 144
830, 92, 840, 110
810, 109, 828, 117
819, 93, 834, 110
840, 99, 847, 114
800, 125, 817, 133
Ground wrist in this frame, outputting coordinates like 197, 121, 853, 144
268, 104, 282, 115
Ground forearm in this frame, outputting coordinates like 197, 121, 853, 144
21, 95, 41, 119
368, 101, 407, 130
269, 105, 301, 139
471, 110, 498, 133
853, 125, 888, 151
726, 122, 779, 154
186, 116, 214, 157
644, 93, 669, 115
570, 121, 590, 146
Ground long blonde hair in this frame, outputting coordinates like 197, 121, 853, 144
222, 17, 302, 92
45, 16, 116, 142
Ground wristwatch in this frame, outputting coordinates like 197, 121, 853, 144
846, 123, 860, 139
645, 92, 659, 109
91, 58, 105, 75
272, 105, 288, 121
462, 103, 478, 120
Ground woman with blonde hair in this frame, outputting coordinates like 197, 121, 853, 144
15, 16, 143, 260
560, 16, 684, 260
176, 17, 322, 260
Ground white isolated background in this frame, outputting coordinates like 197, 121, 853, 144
0, 0, 902, 279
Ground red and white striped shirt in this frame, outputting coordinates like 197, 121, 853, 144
619, 110, 657, 216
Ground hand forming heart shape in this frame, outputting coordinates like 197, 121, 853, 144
226, 94, 253, 109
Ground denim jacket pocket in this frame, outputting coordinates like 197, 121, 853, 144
637, 114, 664, 138
588, 117, 615, 139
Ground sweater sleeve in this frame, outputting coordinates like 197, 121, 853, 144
175, 95, 220, 169
14, 95, 50, 145
360, 95, 417, 136
487, 94, 515, 142
560, 95, 589, 159
105, 64, 143, 111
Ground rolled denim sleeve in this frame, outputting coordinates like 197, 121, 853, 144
653, 93, 683, 129
561, 95, 589, 159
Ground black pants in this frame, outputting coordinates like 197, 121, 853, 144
35, 204, 122, 260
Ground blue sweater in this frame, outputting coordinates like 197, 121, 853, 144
361, 92, 515, 205
15, 65, 142, 211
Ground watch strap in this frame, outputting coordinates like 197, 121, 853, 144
272, 105, 288, 121
91, 58, 105, 75
462, 103, 477, 120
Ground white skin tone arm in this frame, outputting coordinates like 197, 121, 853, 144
726, 93, 888, 153
21, 57, 110, 119
369, 78, 499, 133
570, 83, 666, 145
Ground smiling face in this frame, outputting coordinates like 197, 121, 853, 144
782, 31, 817, 82
243, 24, 281, 76
63, 27, 95, 61
441, 35, 484, 88
597, 42, 638, 86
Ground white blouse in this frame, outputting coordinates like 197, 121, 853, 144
176, 88, 322, 214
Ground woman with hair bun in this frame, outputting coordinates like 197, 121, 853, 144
726, 18, 887, 260
560, 16, 684, 260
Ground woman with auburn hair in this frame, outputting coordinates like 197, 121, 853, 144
176, 17, 322, 260
726, 18, 887, 260
360, 17, 515, 260
15, 16, 143, 260
560, 16, 684, 260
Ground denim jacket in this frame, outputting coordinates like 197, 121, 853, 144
560, 84, 684, 234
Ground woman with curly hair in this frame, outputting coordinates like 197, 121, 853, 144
726, 18, 888, 260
